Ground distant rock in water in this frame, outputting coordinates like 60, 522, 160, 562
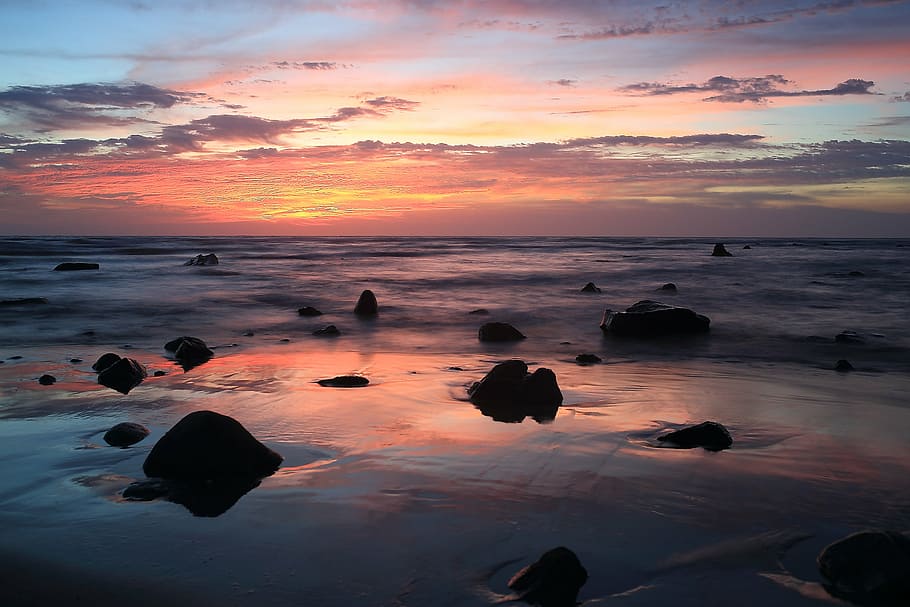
38, 374, 56, 385
92, 352, 122, 372
658, 421, 732, 451
164, 336, 213, 370
184, 253, 219, 266
658, 283, 677, 292
98, 357, 147, 394
468, 360, 562, 423
711, 243, 732, 257
508, 547, 588, 607
104, 422, 150, 447
317, 375, 369, 388
354, 289, 378, 316
835, 331, 865, 344
468, 308, 490, 315
743, 245, 752, 249
478, 322, 526, 342
848, 270, 865, 277
53, 262, 99, 271
575, 354, 602, 364
0, 297, 48, 306
817, 530, 910, 603
581, 282, 601, 293
297, 306, 322, 317
313, 324, 340, 337
835, 359, 854, 372
600, 300, 710, 337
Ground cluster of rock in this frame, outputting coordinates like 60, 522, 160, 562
184, 253, 219, 266
164, 336, 213, 370
468, 360, 562, 423
93, 352, 147, 394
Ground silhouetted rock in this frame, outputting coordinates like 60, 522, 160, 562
0, 297, 48, 306
54, 262, 99, 271
144, 410, 282, 481
153, 370, 167, 377
38, 374, 56, 386
468, 360, 562, 423
600, 300, 710, 337
297, 306, 323, 316
818, 530, 910, 603
581, 282, 601, 293
575, 354, 602, 364
835, 359, 854, 372
317, 375, 369, 388
711, 243, 732, 257
478, 322, 526, 342
104, 422, 150, 447
658, 421, 732, 451
98, 357, 147, 394
70, 358, 82, 363
848, 270, 865, 277
354, 289, 378, 316
184, 253, 219, 266
468, 308, 490, 315
508, 547, 588, 607
835, 331, 865, 344
313, 324, 340, 336
743, 245, 752, 249
92, 352, 122, 372
164, 336, 213, 370
658, 283, 677, 292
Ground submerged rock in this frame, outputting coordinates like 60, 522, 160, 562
468, 360, 562, 423
581, 282, 601, 293
575, 354, 602, 364
53, 262, 99, 271
38, 374, 56, 385
818, 530, 910, 603
743, 245, 752, 249
508, 547, 588, 607
711, 243, 732, 257
478, 322, 526, 342
317, 375, 369, 388
0, 297, 48, 306
835, 331, 865, 344
600, 300, 710, 337
658, 421, 732, 451
92, 352, 122, 372
104, 422, 150, 447
143, 410, 283, 481
835, 359, 854, 372
313, 324, 340, 336
658, 283, 677, 292
468, 308, 490, 315
354, 289, 378, 316
184, 253, 219, 266
164, 336, 213, 369
98, 357, 147, 394
297, 306, 323, 317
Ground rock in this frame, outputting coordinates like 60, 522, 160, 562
468, 360, 562, 423
835, 331, 864, 344
658, 421, 732, 451
164, 336, 213, 370
153, 370, 167, 377
317, 375, 369, 388
743, 245, 752, 249
92, 352, 122, 372
98, 357, 147, 394
297, 306, 323, 317
70, 358, 82, 363
848, 270, 865, 277
478, 322, 526, 342
354, 289, 378, 316
123, 479, 171, 501
711, 243, 732, 257
103, 422, 150, 447
575, 354, 602, 364
468, 308, 490, 315
835, 359, 854, 372
581, 282, 601, 293
143, 410, 283, 480
600, 300, 710, 337
508, 547, 588, 607
184, 253, 219, 266
38, 374, 56, 385
817, 530, 910, 603
313, 324, 340, 336
53, 262, 99, 271
658, 283, 677, 292
0, 297, 48, 306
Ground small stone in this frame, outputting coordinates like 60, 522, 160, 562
478, 322, 526, 342
313, 325, 340, 336
711, 243, 732, 257
104, 422, 150, 447
835, 331, 864, 344
153, 370, 167, 377
848, 270, 865, 277
316, 375, 369, 388
279, 338, 290, 343
835, 359, 854, 372
743, 245, 752, 249
70, 358, 83, 363
184, 253, 219, 266
38, 374, 56, 385
658, 421, 733, 451
297, 306, 322, 316
53, 262, 99, 271
468, 308, 490, 315
658, 283, 677, 292
575, 354, 602, 364
242, 331, 254, 337
580, 282, 601, 293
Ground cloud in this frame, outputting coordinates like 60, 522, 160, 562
550, 79, 577, 87
362, 96, 420, 111
892, 92, 910, 102
272, 61, 340, 70
620, 75, 876, 103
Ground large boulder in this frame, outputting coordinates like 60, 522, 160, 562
98, 357, 147, 394
658, 421, 732, 451
711, 243, 732, 257
53, 262, 99, 271
184, 253, 219, 266
354, 289, 378, 316
600, 300, 709, 337
468, 360, 562, 423
817, 530, 910, 603
164, 336, 213, 370
92, 352, 122, 372
104, 422, 150, 447
508, 547, 588, 607
143, 410, 283, 480
478, 322, 526, 342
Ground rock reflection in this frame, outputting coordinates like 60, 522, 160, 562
124, 476, 264, 517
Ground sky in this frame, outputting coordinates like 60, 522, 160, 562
0, 0, 908, 236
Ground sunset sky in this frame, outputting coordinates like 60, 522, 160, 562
1, 0, 908, 236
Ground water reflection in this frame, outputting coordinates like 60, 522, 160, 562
124, 475, 264, 517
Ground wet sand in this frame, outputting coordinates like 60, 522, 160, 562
1, 342, 909, 606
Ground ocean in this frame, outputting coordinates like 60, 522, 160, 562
1, 236, 909, 606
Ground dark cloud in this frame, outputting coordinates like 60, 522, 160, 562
363, 96, 420, 111
620, 75, 875, 103
551, 79, 577, 87
272, 61, 340, 70
566, 134, 765, 146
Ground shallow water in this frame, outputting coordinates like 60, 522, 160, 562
1, 237, 909, 605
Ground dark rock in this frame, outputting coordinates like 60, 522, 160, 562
317, 375, 369, 388
92, 352, 122, 372
468, 308, 490, 315
478, 322, 526, 342
835, 359, 854, 372
354, 289, 378, 316
658, 283, 677, 292
468, 360, 562, 423
600, 300, 710, 337
658, 421, 732, 451
835, 331, 865, 344
53, 262, 99, 271
242, 331, 254, 337
508, 547, 588, 607
184, 253, 219, 266
143, 410, 282, 480
711, 243, 732, 257
313, 324, 340, 336
98, 357, 147, 394
743, 245, 752, 249
70, 358, 82, 363
164, 336, 213, 370
818, 530, 910, 603
575, 354, 602, 364
8, 355, 23, 360
38, 374, 56, 385
153, 370, 167, 377
279, 338, 290, 343
581, 282, 601, 293
0, 297, 48, 306
848, 270, 865, 277
297, 306, 323, 317
104, 422, 150, 447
